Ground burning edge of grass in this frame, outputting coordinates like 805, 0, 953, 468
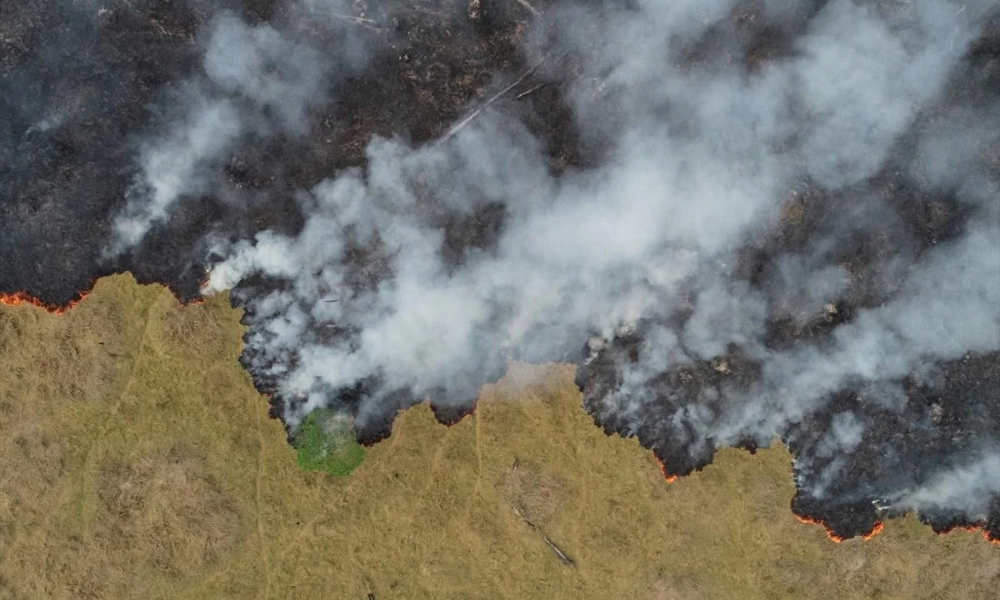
4, 273, 998, 547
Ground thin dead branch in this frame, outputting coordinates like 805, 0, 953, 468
506, 499, 576, 567
439, 56, 549, 143
541, 534, 576, 566
328, 13, 382, 31
516, 83, 546, 100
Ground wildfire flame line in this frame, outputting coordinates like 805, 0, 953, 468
654, 455, 679, 484
934, 523, 1000, 547
653, 458, 997, 546
0, 284, 205, 316
792, 513, 1000, 546
0, 291, 89, 315
792, 513, 885, 543
7, 285, 997, 549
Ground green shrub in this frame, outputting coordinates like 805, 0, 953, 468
294, 409, 365, 476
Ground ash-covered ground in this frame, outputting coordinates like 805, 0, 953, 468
1, 0, 998, 541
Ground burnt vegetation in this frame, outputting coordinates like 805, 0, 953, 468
1, 0, 999, 544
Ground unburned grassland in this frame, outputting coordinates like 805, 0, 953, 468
0, 274, 997, 599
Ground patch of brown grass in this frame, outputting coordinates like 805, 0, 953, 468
97, 445, 243, 577
0, 273, 997, 600
500, 460, 572, 527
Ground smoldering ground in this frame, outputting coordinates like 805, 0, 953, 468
1, 0, 998, 541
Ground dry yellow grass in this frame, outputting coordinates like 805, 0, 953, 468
0, 274, 997, 599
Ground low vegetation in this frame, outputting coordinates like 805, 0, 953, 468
0, 274, 996, 599
294, 409, 365, 476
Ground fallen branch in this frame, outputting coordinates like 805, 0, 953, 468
506, 499, 576, 567
328, 13, 382, 31
541, 534, 576, 567
439, 56, 549, 143
515, 83, 546, 100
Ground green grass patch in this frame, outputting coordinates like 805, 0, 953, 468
294, 409, 365, 476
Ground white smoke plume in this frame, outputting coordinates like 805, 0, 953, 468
120, 0, 999, 524
111, 91, 242, 251
107, 1, 365, 255
891, 451, 1000, 521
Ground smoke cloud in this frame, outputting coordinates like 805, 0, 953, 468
890, 450, 1000, 521
106, 0, 1000, 537
108, 1, 367, 255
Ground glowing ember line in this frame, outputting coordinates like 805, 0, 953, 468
861, 521, 885, 541
0, 291, 89, 315
1, 282, 204, 315
654, 456, 678, 484
935, 523, 1000, 547
792, 513, 887, 544
793, 513, 846, 543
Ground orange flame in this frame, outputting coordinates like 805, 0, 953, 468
935, 523, 1000, 547
1, 281, 207, 315
794, 514, 1000, 546
793, 513, 887, 543
0, 290, 89, 315
862, 521, 885, 541
653, 456, 678, 483
793, 513, 846, 543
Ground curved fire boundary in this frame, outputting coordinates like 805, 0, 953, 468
2, 283, 997, 547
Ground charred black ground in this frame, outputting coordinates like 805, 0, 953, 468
1, 0, 998, 543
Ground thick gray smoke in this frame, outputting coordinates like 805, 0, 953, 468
120, 0, 999, 526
